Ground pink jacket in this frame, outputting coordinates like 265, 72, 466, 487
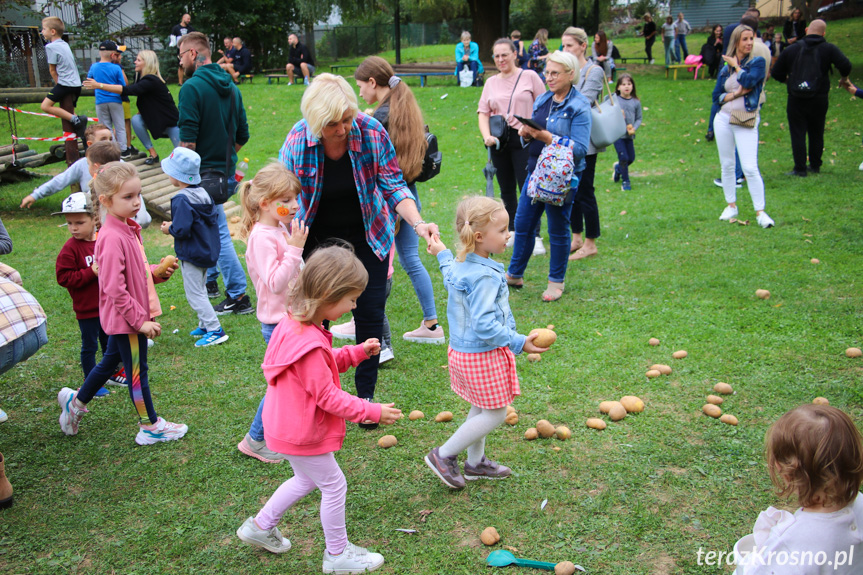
246, 222, 303, 324
262, 316, 382, 456
95, 215, 165, 334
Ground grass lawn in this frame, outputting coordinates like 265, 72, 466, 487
1, 17, 862, 575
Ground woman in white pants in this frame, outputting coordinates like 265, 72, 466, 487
711, 25, 774, 229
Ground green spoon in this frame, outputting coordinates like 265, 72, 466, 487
486, 550, 557, 570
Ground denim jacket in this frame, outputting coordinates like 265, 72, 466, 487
530, 87, 592, 174
437, 250, 526, 354
711, 55, 766, 112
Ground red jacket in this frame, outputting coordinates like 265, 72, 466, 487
56, 237, 98, 320
262, 316, 382, 456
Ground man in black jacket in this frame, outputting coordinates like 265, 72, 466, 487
771, 19, 851, 176
285, 34, 315, 85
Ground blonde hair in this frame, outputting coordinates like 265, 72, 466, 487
454, 196, 507, 261
91, 162, 138, 221
562, 27, 588, 47
290, 245, 369, 324
300, 73, 359, 139
238, 162, 301, 240
42, 17, 64, 35
137, 50, 164, 82
546, 50, 581, 85
766, 405, 863, 509
177, 31, 210, 58
460, 31, 471, 42
726, 24, 753, 58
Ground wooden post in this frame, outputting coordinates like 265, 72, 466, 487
394, 2, 401, 65
60, 93, 78, 168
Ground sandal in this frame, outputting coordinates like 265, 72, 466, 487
505, 274, 523, 289
542, 282, 564, 302
569, 247, 597, 261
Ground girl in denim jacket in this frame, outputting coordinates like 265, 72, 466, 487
424, 196, 548, 490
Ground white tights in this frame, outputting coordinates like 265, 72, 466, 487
438, 405, 507, 465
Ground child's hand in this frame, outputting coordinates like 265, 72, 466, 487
523, 332, 550, 354
160, 221, 171, 235
378, 403, 402, 425
363, 338, 381, 356
427, 234, 446, 256
284, 219, 308, 248
91, 262, 99, 276
626, 123, 635, 136
139, 320, 161, 339
158, 256, 179, 278
20, 195, 35, 209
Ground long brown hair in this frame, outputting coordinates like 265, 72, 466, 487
354, 56, 426, 183
594, 31, 608, 58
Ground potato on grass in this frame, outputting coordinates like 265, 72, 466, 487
650, 364, 672, 375
672, 350, 688, 359
645, 369, 661, 378
536, 419, 556, 438
755, 289, 771, 299
505, 412, 519, 425
706, 395, 724, 405
720, 414, 738, 426
377, 435, 397, 448
620, 396, 644, 413
528, 328, 557, 348
524, 427, 539, 440
599, 401, 621, 414
609, 404, 627, 421
435, 411, 453, 422
586, 418, 607, 430
527, 353, 541, 362
713, 382, 734, 395
813, 397, 830, 406
506, 405, 517, 415
555, 561, 577, 575
703, 404, 722, 418
408, 410, 424, 421
648, 338, 660, 346
480, 526, 500, 545
555, 426, 571, 440
846, 347, 862, 358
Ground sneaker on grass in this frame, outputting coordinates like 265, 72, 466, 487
0, 408, 7, 423
613, 162, 620, 183
135, 417, 188, 445
756, 212, 775, 229
532, 237, 546, 256
330, 318, 355, 341
195, 328, 229, 347
322, 542, 384, 574
93, 386, 110, 398
719, 206, 738, 221
206, 280, 220, 299
463, 456, 511, 480
107, 367, 127, 386
378, 347, 394, 364
402, 323, 445, 344
213, 294, 253, 315
190, 327, 207, 338
237, 516, 292, 554
58, 387, 87, 435
237, 433, 285, 463
424, 446, 465, 489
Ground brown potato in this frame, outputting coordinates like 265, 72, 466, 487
555, 426, 571, 440
377, 435, 397, 448
528, 328, 557, 348
505, 412, 519, 426
524, 427, 539, 440
555, 561, 577, 575
648, 337, 660, 346
480, 526, 500, 546
435, 411, 453, 422
153, 255, 177, 278
620, 396, 644, 413
536, 419, 556, 438
547, 324, 555, 330
650, 364, 672, 375
672, 350, 688, 359
720, 414, 738, 426
755, 289, 771, 299
702, 404, 722, 418
586, 418, 607, 430
846, 347, 863, 358
810, 258, 820, 264
230, 215, 241, 224
506, 405, 517, 415
646, 369, 661, 378
599, 400, 620, 414
706, 395, 724, 405
552, 446, 561, 452
527, 353, 541, 362
813, 397, 830, 406
713, 382, 734, 395
609, 404, 627, 421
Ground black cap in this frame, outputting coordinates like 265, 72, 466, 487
98, 40, 126, 52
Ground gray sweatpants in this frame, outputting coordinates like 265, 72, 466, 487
95, 102, 126, 150
180, 260, 221, 332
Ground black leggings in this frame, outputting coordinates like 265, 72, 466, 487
570, 154, 600, 239
489, 127, 540, 235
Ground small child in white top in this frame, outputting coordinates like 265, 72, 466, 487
734, 404, 863, 574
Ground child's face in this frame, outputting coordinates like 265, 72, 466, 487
88, 129, 113, 148
41, 23, 56, 41
618, 78, 633, 97
322, 290, 362, 323
64, 213, 96, 241
102, 177, 142, 221
475, 209, 510, 256
263, 192, 299, 225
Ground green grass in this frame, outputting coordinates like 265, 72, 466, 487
1, 17, 863, 575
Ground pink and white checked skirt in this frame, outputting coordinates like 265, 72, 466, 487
447, 346, 520, 409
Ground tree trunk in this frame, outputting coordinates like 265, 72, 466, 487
572, 0, 578, 26
467, 0, 509, 58
304, 21, 316, 65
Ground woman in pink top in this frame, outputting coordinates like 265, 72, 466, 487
57, 162, 187, 446
235, 162, 309, 465
478, 38, 546, 243
236, 246, 401, 573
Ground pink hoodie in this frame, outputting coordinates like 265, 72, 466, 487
262, 316, 382, 456
245, 222, 303, 324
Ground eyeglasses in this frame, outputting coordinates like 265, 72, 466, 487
178, 48, 194, 60
546, 71, 568, 79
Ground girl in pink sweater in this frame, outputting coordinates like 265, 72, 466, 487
235, 162, 309, 464
236, 245, 401, 574
57, 162, 187, 446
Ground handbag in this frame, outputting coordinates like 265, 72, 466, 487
199, 88, 236, 205
729, 108, 757, 128
588, 65, 628, 149
458, 65, 474, 88
488, 70, 523, 147
526, 137, 578, 206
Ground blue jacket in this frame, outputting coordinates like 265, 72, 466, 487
712, 55, 766, 112
455, 41, 484, 75
168, 185, 220, 268
532, 88, 592, 174
437, 250, 525, 354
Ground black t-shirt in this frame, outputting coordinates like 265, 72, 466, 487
310, 152, 364, 245
232, 46, 252, 73
172, 23, 195, 38
288, 42, 314, 67
643, 21, 656, 40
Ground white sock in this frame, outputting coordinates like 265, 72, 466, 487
438, 406, 506, 465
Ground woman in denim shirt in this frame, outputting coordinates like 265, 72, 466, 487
505, 51, 591, 302
711, 25, 774, 229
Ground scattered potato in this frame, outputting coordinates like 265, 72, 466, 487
555, 426, 571, 440
706, 395, 724, 405
435, 411, 453, 422
408, 410, 424, 421
527, 353, 541, 362
524, 427, 539, 440
620, 396, 644, 413
811, 258, 820, 264
536, 419, 556, 438
714, 382, 734, 395
480, 526, 500, 546
377, 435, 397, 448
646, 369, 661, 378
599, 401, 620, 414
547, 324, 555, 330
506, 405, 517, 415
720, 414, 738, 426
650, 364, 672, 375
529, 328, 557, 348
672, 350, 688, 359
230, 215, 241, 224
648, 338, 660, 346
609, 404, 627, 421
555, 561, 577, 575
703, 404, 722, 418
813, 397, 830, 406
505, 412, 519, 425
586, 418, 607, 430
551, 446, 561, 452
846, 347, 862, 358
755, 289, 771, 300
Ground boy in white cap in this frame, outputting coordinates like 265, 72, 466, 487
159, 148, 227, 347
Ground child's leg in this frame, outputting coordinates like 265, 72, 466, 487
117, 333, 158, 424
77, 317, 102, 378
95, 103, 113, 132
76, 335, 123, 404
109, 104, 127, 151
439, 406, 507, 464
40, 96, 73, 121
613, 139, 630, 182
181, 261, 221, 332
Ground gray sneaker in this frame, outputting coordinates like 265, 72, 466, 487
322, 542, 384, 574
237, 433, 286, 463
237, 516, 292, 553
424, 446, 465, 489
463, 456, 511, 480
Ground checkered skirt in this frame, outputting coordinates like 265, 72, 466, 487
447, 346, 520, 409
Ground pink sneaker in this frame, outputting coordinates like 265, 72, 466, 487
402, 322, 445, 344
330, 318, 355, 341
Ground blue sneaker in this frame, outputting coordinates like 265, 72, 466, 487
93, 387, 110, 398
622, 180, 632, 191
613, 162, 621, 183
190, 327, 207, 338
195, 328, 229, 347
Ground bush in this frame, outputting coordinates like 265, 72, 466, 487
0, 61, 25, 88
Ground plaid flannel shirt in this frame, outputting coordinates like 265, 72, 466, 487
278, 112, 413, 261
0, 264, 47, 346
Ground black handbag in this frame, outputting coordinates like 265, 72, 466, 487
199, 88, 236, 205
488, 70, 523, 147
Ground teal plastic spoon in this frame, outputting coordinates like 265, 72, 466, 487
486, 550, 557, 570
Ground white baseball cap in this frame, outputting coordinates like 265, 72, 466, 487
53, 192, 93, 215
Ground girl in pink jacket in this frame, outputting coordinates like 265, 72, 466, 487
236, 245, 401, 574
57, 162, 187, 446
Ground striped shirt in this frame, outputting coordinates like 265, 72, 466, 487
278, 112, 413, 261
0, 264, 47, 346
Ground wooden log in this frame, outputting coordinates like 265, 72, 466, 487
0, 149, 38, 164
139, 171, 169, 186
0, 144, 28, 155
0, 90, 96, 105
144, 186, 178, 203
142, 179, 173, 196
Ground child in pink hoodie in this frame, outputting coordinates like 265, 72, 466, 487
236, 245, 401, 574
234, 162, 309, 464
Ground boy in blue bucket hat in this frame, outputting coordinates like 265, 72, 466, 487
159, 147, 227, 347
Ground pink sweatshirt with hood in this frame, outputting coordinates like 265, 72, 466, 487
262, 316, 383, 456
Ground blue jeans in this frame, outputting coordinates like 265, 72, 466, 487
393, 184, 437, 321
131, 114, 180, 151
507, 170, 580, 284
674, 34, 688, 61
77, 317, 108, 378
248, 321, 279, 442
664, 37, 676, 65
207, 180, 248, 299
613, 139, 636, 183
0, 322, 47, 376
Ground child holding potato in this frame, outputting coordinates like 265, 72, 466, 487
733, 404, 863, 574
608, 73, 642, 192
424, 196, 548, 490
236, 245, 400, 574
58, 162, 187, 446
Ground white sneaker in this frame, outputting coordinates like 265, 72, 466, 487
379, 347, 394, 364
237, 516, 292, 554
402, 322, 445, 344
0, 408, 7, 423
858, 160, 863, 171
532, 237, 546, 256
719, 206, 738, 221
322, 542, 384, 574
58, 387, 87, 435
505, 234, 515, 248
330, 318, 355, 341
756, 212, 775, 228
649, 59, 655, 64
135, 417, 188, 445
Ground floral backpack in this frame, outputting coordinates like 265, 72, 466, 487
526, 137, 578, 206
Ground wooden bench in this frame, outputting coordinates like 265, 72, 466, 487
617, 57, 650, 64
611, 67, 627, 81
266, 74, 291, 84
330, 64, 357, 74
392, 64, 456, 87
237, 74, 254, 84
665, 64, 707, 80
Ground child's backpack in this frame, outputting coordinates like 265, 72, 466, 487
787, 42, 823, 98
526, 138, 578, 206
415, 127, 442, 183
